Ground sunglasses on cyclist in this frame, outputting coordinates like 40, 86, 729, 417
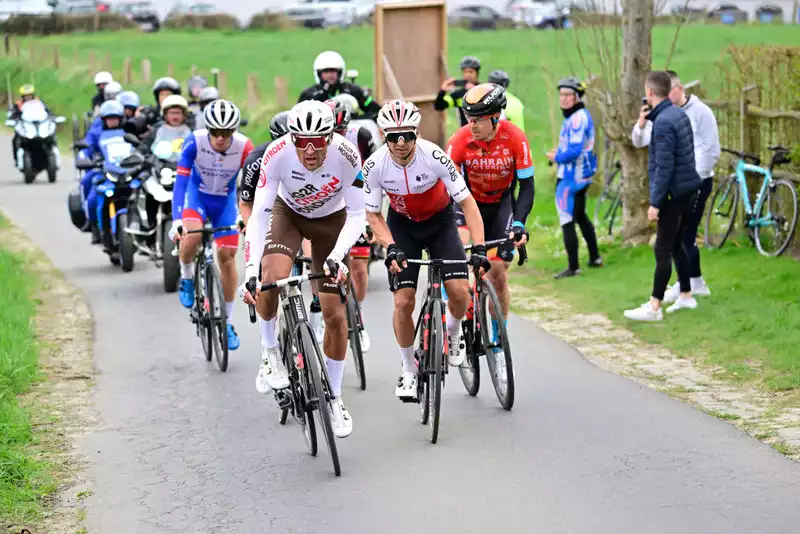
208, 129, 234, 139
292, 134, 330, 151
385, 130, 417, 144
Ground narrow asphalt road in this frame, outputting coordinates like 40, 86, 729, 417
2, 143, 799, 534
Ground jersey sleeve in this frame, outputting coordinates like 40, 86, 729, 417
430, 144, 470, 203
511, 126, 535, 180
362, 153, 383, 214
239, 143, 266, 203
239, 138, 255, 167
173, 132, 198, 220
555, 111, 588, 165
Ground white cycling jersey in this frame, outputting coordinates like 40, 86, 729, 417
363, 138, 470, 222
243, 133, 366, 281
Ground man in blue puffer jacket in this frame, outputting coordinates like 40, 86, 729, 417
624, 71, 701, 322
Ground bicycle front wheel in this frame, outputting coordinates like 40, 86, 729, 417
347, 283, 366, 391
428, 299, 445, 444
754, 179, 799, 257
194, 259, 213, 362
478, 280, 515, 410
206, 263, 229, 372
705, 176, 739, 249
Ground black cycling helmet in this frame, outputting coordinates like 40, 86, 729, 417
557, 76, 586, 98
187, 75, 209, 101
459, 56, 481, 71
152, 77, 181, 103
488, 70, 510, 89
462, 83, 507, 117
269, 111, 290, 140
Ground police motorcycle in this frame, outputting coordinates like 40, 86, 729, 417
5, 100, 66, 184
74, 132, 146, 271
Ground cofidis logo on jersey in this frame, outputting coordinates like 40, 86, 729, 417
257, 139, 288, 188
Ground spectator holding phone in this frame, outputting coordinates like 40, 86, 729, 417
631, 70, 720, 301
435, 56, 481, 126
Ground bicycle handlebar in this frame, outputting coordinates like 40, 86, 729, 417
463, 238, 529, 267
185, 225, 239, 235
721, 147, 761, 165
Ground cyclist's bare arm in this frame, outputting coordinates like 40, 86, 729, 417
239, 200, 253, 227
457, 194, 486, 245
328, 180, 366, 262
363, 161, 394, 247
366, 211, 395, 248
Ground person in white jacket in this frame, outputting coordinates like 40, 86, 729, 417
632, 70, 720, 302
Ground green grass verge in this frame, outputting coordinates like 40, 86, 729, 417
0, 213, 56, 524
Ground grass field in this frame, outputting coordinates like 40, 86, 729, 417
0, 214, 55, 523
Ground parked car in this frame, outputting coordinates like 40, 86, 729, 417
507, 0, 570, 29
114, 1, 160, 32
448, 5, 510, 30
707, 3, 748, 23
52, 0, 110, 14
167, 1, 217, 17
755, 4, 783, 23
283, 0, 373, 28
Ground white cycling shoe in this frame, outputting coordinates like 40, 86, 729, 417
395, 372, 418, 399
255, 345, 290, 394
360, 328, 371, 352
447, 332, 465, 367
329, 397, 353, 438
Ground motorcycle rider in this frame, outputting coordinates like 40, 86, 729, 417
10, 84, 50, 165
186, 75, 208, 108
192, 86, 219, 130
91, 71, 114, 113
435, 56, 481, 127
131, 77, 183, 135
136, 94, 192, 156
298, 51, 380, 119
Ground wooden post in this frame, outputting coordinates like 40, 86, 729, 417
52, 47, 59, 69
3, 36, 9, 56
739, 84, 761, 209
141, 59, 151, 84
14, 39, 20, 57
218, 71, 227, 97
28, 43, 36, 65
167, 63, 175, 78
73, 48, 79, 66
211, 68, 219, 89
247, 73, 259, 110
123, 57, 132, 85
191, 65, 198, 76
274, 76, 289, 109
103, 52, 111, 72
89, 50, 96, 72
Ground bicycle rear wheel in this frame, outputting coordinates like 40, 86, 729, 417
754, 179, 798, 257
458, 314, 480, 397
300, 324, 341, 476
428, 299, 445, 444
478, 280, 515, 410
705, 176, 739, 249
347, 283, 366, 391
205, 263, 229, 372
194, 258, 212, 362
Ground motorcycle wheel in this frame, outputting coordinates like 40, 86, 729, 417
118, 212, 136, 273
47, 150, 57, 183
162, 220, 180, 293
23, 153, 36, 184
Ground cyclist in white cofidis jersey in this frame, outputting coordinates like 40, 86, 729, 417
363, 100, 490, 401
239, 100, 365, 439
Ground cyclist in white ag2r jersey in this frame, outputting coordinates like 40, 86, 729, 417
239, 100, 365, 439
364, 100, 490, 401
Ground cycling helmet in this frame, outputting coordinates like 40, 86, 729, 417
459, 56, 481, 71
104, 81, 122, 100
117, 91, 140, 109
462, 83, 507, 117
376, 100, 421, 131
332, 101, 351, 132
313, 51, 346, 84
203, 99, 240, 130
557, 76, 586, 97
161, 94, 189, 116
18, 83, 35, 96
94, 71, 113, 86
99, 100, 124, 119
152, 77, 181, 102
488, 70, 510, 89
269, 111, 290, 140
288, 101, 335, 136
187, 75, 208, 100
198, 86, 219, 104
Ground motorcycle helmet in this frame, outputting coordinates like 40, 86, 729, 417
94, 71, 113, 86
313, 51, 346, 85
187, 75, 209, 101
269, 111, 290, 140
118, 91, 140, 110
152, 77, 181, 103
18, 83, 36, 97
198, 86, 220, 108
104, 81, 123, 101
160, 94, 189, 116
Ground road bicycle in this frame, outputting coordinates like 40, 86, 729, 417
458, 238, 527, 411
246, 269, 347, 477
704, 145, 797, 257
593, 137, 623, 237
183, 223, 239, 372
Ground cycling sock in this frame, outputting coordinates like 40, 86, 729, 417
260, 316, 278, 349
325, 357, 345, 398
400, 345, 417, 373
225, 301, 234, 323
445, 307, 462, 339
180, 261, 194, 279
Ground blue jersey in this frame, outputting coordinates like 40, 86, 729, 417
555, 107, 597, 190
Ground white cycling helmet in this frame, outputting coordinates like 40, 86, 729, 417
313, 51, 346, 84
203, 99, 240, 130
377, 100, 421, 131
104, 81, 122, 100
160, 94, 189, 116
288, 100, 335, 136
94, 71, 113, 85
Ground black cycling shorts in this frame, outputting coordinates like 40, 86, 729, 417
454, 194, 514, 262
387, 204, 468, 292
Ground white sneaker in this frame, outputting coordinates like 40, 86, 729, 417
395, 372, 418, 399
329, 397, 353, 438
623, 302, 663, 322
360, 328, 371, 352
691, 279, 711, 297
666, 297, 698, 314
447, 332, 465, 367
256, 345, 290, 393
662, 284, 680, 304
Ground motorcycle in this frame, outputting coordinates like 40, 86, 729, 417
5, 100, 66, 183
74, 133, 145, 271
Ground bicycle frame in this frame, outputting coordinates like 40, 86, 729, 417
732, 159, 775, 227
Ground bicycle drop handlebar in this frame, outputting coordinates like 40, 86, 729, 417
463, 237, 528, 266
246, 270, 346, 324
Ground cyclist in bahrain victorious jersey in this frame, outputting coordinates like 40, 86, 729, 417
326, 98, 377, 351
363, 100, 491, 401
447, 83, 534, 332
170, 100, 254, 351
239, 100, 365, 439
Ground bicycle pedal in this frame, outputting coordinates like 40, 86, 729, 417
399, 395, 420, 404
274, 390, 292, 410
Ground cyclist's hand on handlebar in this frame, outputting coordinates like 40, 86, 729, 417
324, 258, 349, 285
510, 223, 529, 246
238, 277, 259, 305
385, 244, 407, 274
237, 214, 246, 235
469, 244, 491, 276
169, 219, 184, 243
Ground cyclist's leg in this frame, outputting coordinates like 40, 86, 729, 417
349, 246, 371, 350
450, 202, 470, 303
177, 185, 205, 308
556, 178, 581, 275
573, 187, 601, 264
208, 193, 241, 348
484, 197, 514, 319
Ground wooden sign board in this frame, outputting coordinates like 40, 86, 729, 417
374, 0, 447, 148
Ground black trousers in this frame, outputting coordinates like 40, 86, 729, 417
560, 187, 600, 271
652, 191, 698, 301
682, 178, 713, 279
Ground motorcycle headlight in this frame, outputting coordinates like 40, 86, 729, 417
24, 123, 37, 139
106, 171, 119, 183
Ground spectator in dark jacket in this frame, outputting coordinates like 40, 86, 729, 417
624, 71, 701, 322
